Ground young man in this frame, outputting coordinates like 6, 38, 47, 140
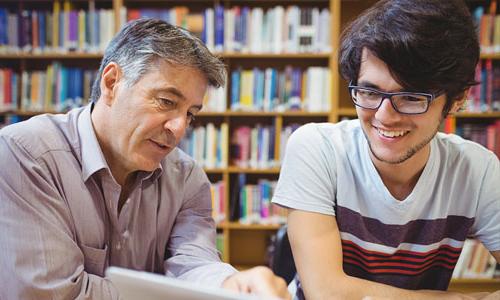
272, 0, 500, 299
0, 19, 289, 299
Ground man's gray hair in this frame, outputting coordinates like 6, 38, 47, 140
90, 18, 226, 102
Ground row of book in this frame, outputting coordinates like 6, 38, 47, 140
474, 1, 500, 55
19, 64, 96, 112
179, 123, 229, 169
231, 176, 286, 225
125, 5, 331, 54
452, 239, 499, 279
0, 69, 18, 112
468, 59, 500, 112
230, 67, 331, 113
231, 125, 277, 169
179, 122, 302, 170
0, 3, 115, 53
443, 117, 500, 157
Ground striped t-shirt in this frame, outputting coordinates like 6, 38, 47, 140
273, 120, 500, 292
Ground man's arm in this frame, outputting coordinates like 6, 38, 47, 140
164, 164, 289, 299
0, 135, 119, 299
288, 209, 476, 300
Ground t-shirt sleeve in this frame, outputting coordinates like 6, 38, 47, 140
272, 123, 336, 216
472, 154, 500, 252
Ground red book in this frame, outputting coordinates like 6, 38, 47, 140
127, 9, 141, 21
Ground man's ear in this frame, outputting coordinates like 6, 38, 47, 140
100, 62, 122, 107
448, 88, 469, 114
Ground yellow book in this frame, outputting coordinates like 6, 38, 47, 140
240, 70, 254, 110
63, 1, 71, 50
78, 10, 85, 51
52, 1, 60, 49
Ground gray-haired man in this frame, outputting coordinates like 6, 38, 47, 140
0, 19, 290, 299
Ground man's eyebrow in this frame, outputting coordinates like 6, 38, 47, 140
357, 80, 404, 92
152, 87, 203, 111
152, 87, 186, 101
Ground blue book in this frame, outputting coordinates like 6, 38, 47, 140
39, 11, 46, 50
268, 122, 275, 161
241, 7, 250, 49
230, 69, 241, 110
214, 4, 224, 51
0, 9, 7, 46
60, 67, 68, 110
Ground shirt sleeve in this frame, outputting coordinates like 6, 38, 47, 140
272, 123, 337, 216
0, 134, 120, 300
472, 154, 500, 252
164, 163, 237, 288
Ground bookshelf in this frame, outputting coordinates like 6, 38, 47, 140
0, 0, 498, 293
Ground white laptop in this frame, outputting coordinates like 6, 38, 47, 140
106, 267, 279, 300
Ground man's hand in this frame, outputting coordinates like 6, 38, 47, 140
221, 266, 291, 300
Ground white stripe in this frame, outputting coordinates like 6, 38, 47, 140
340, 232, 465, 254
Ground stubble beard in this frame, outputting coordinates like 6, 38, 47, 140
363, 122, 441, 165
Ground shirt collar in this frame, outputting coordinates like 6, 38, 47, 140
78, 103, 109, 182
78, 103, 164, 183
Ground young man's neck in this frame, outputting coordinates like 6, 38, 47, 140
371, 146, 430, 201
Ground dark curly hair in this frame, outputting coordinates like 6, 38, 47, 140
339, 0, 479, 116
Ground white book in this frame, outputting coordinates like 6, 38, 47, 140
306, 67, 324, 112
220, 122, 228, 168
311, 8, 320, 52
205, 8, 214, 51
260, 126, 270, 169
250, 126, 259, 169
224, 9, 235, 52
323, 69, 332, 112
319, 9, 331, 52
272, 6, 284, 54
285, 6, 299, 53
205, 123, 216, 169
250, 8, 263, 53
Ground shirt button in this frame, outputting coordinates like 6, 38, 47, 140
123, 230, 130, 239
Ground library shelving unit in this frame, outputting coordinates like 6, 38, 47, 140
0, 0, 499, 293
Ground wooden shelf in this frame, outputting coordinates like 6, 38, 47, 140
198, 111, 329, 117
337, 107, 357, 117
455, 111, 500, 118
218, 52, 331, 59
448, 278, 500, 293
226, 222, 282, 230
0, 52, 103, 59
227, 166, 280, 174
217, 222, 281, 230
480, 52, 500, 60
0, 52, 330, 60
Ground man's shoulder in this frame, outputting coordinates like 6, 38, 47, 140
435, 132, 497, 164
0, 109, 81, 159
293, 119, 360, 140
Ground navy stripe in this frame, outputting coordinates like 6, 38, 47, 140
337, 206, 474, 247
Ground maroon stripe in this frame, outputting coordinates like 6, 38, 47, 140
341, 240, 461, 260
343, 263, 453, 290
336, 206, 474, 247
343, 252, 458, 270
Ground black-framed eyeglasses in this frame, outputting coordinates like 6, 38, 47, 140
348, 84, 436, 115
